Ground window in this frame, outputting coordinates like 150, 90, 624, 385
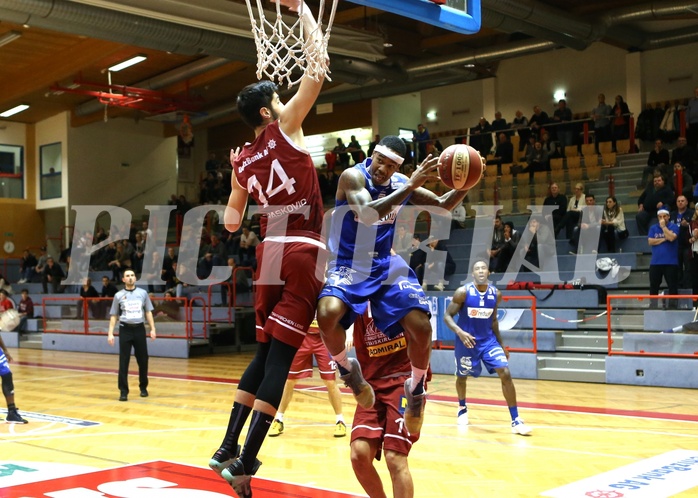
40, 142, 62, 200
0, 144, 24, 199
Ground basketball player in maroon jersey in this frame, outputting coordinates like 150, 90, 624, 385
350, 311, 420, 498
208, 1, 328, 494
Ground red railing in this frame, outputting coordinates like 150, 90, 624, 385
606, 294, 698, 358
501, 295, 537, 353
207, 282, 233, 324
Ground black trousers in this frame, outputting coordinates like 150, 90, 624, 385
118, 323, 149, 394
649, 264, 679, 309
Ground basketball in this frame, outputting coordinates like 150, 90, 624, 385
438, 144, 484, 191
0, 309, 20, 331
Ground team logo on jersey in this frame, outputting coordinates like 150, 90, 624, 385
398, 280, 423, 293
328, 266, 356, 286
468, 286, 477, 296
468, 307, 494, 319
268, 138, 277, 149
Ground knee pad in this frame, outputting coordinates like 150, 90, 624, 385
2, 372, 14, 397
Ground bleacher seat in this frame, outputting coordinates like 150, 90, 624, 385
567, 156, 581, 169
580, 143, 596, 157
601, 152, 617, 166
616, 139, 630, 154
550, 157, 564, 171
564, 145, 579, 157
598, 141, 613, 154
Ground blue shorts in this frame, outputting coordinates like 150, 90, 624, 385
319, 255, 430, 338
454, 337, 508, 377
0, 351, 11, 376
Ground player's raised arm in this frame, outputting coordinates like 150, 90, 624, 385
224, 147, 248, 233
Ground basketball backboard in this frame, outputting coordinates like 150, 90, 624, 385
345, 0, 481, 35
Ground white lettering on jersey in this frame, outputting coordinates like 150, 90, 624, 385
467, 307, 494, 319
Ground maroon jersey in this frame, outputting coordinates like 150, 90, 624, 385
353, 313, 411, 387
233, 121, 324, 238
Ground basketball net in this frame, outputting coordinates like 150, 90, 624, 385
245, 0, 337, 87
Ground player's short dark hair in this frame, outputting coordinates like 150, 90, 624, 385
237, 80, 279, 129
471, 259, 489, 271
378, 135, 407, 158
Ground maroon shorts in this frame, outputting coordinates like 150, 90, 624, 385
350, 378, 420, 456
288, 333, 336, 380
253, 238, 327, 349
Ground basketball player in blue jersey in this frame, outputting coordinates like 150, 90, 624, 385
444, 259, 532, 435
317, 135, 472, 435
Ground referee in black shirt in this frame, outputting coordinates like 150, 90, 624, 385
107, 269, 157, 401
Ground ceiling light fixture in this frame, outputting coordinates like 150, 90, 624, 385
0, 104, 30, 118
108, 54, 147, 72
0, 31, 22, 48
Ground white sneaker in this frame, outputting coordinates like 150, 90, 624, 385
457, 410, 469, 426
17, 278, 26, 284
511, 417, 532, 436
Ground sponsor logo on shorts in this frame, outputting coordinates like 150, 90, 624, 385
367, 336, 407, 357
398, 280, 423, 293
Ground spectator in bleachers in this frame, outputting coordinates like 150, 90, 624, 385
196, 252, 215, 280
422, 239, 456, 291
611, 95, 631, 150
347, 135, 365, 165
408, 235, 427, 286
521, 217, 554, 273
333, 138, 350, 168
78, 278, 100, 319
367, 134, 380, 157
592, 93, 613, 152
470, 117, 493, 158
687, 86, 698, 150
552, 99, 574, 151
487, 215, 505, 272
670, 195, 694, 287
141, 251, 165, 293
0, 289, 14, 313
521, 135, 536, 163
41, 257, 65, 294
569, 194, 601, 254
688, 210, 698, 307
511, 110, 530, 150
648, 208, 679, 309
543, 182, 567, 231
637, 173, 675, 235
641, 140, 670, 188
529, 105, 549, 141
128, 222, 138, 245
151, 290, 181, 322
671, 137, 697, 179
540, 131, 561, 159
601, 196, 628, 253
16, 289, 33, 335
487, 133, 514, 176
393, 225, 413, 264
238, 225, 260, 267
17, 250, 37, 284
34, 246, 49, 277
451, 200, 467, 231
670, 163, 694, 202
205, 152, 220, 172
132, 232, 146, 274
413, 124, 430, 162
107, 241, 132, 282
556, 182, 587, 238
521, 140, 549, 180
202, 233, 226, 267
496, 221, 520, 273
94, 226, 107, 244
162, 261, 182, 297
221, 258, 252, 306
491, 111, 508, 134
162, 246, 177, 273
97, 276, 118, 319
139, 221, 152, 241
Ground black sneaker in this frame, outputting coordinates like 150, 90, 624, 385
119, 393, 128, 402
222, 457, 262, 498
339, 358, 375, 409
140, 389, 148, 398
6, 409, 28, 424
209, 444, 241, 475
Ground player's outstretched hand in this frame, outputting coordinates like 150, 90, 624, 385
408, 154, 440, 190
229, 147, 241, 166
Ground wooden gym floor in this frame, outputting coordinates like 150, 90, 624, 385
1, 348, 697, 497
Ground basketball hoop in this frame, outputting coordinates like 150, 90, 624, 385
244, 0, 337, 87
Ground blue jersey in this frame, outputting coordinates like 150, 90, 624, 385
456, 283, 498, 343
328, 160, 411, 273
